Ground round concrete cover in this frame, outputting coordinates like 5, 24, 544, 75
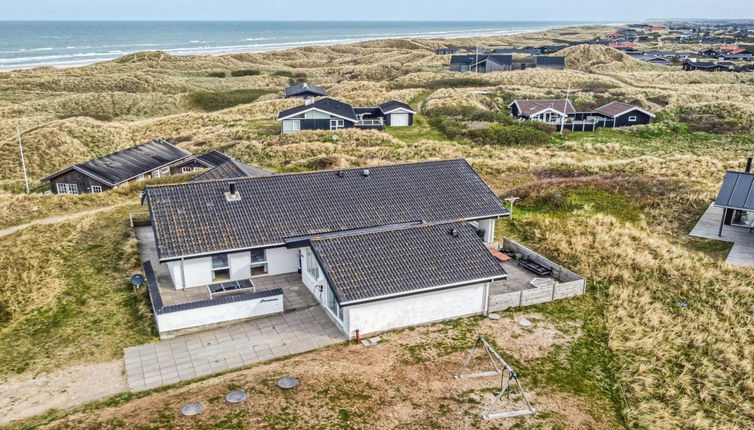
180, 402, 204, 416
277, 377, 300, 390
488, 313, 501, 320
518, 319, 533, 327
225, 390, 248, 404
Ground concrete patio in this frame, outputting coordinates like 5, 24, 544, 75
489, 260, 541, 295
124, 305, 346, 391
689, 203, 754, 267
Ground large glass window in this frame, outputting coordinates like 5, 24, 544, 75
306, 249, 319, 280
212, 254, 230, 282
326, 286, 343, 321
250, 249, 268, 276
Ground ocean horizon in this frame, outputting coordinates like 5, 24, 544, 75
0, 20, 610, 71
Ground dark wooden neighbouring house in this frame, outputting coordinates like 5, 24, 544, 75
169, 150, 234, 175
41, 139, 191, 194
593, 101, 655, 127
283, 82, 328, 99
449, 54, 512, 72
276, 98, 415, 134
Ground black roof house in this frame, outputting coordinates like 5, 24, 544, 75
277, 98, 358, 122
41, 139, 190, 189
146, 159, 509, 261
535, 56, 566, 69
308, 222, 507, 305
283, 82, 327, 99
189, 159, 273, 183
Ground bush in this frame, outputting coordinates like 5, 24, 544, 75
187, 89, 275, 111
273, 70, 307, 79
425, 105, 551, 145
208, 71, 227, 78
395, 77, 489, 90
230, 69, 261, 77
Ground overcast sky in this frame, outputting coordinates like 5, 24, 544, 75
0, 0, 751, 21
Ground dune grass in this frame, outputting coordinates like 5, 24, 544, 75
0, 205, 155, 376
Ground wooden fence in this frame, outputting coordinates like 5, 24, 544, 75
488, 239, 586, 312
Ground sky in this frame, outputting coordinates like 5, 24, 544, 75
0, 0, 751, 21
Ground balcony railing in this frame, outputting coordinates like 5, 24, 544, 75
356, 118, 384, 126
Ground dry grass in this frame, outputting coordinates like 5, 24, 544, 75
2, 25, 754, 430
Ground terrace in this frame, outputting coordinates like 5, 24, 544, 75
689, 203, 754, 267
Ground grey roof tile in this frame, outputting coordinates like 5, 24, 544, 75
189, 159, 273, 182
310, 222, 507, 304
146, 159, 508, 260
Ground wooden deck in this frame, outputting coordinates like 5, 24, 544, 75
689, 203, 754, 267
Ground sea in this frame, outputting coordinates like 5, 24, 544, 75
0, 21, 602, 71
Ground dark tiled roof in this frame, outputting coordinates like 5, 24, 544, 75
42, 139, 190, 186
451, 54, 512, 65
277, 98, 357, 121
378, 100, 416, 114
189, 159, 273, 182
310, 222, 507, 304
511, 99, 576, 117
715, 171, 754, 210
492, 48, 540, 55
595, 101, 653, 118
146, 159, 509, 260
284, 82, 327, 98
195, 150, 233, 168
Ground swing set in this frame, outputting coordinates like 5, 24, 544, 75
456, 335, 536, 420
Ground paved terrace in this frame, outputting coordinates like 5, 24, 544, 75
128, 226, 346, 392
489, 260, 543, 295
124, 306, 345, 391
690, 203, 754, 267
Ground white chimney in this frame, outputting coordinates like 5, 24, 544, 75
305, 97, 314, 106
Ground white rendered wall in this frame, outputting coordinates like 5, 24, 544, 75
266, 247, 300, 275
477, 218, 496, 243
344, 283, 488, 337
156, 293, 284, 336
229, 252, 251, 279
167, 257, 213, 289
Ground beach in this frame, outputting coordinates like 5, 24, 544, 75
0, 20, 609, 71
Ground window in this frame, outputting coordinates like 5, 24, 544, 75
250, 249, 268, 277
181, 166, 194, 173
282, 120, 301, 133
161, 167, 170, 175
628, 116, 638, 122
211, 254, 230, 282
326, 286, 344, 321
330, 119, 344, 130
305, 249, 319, 280
56, 183, 79, 195
90, 185, 102, 193
136, 174, 145, 181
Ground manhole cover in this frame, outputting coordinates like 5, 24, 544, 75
225, 390, 248, 404
518, 319, 533, 327
180, 402, 204, 416
277, 377, 300, 390
488, 313, 500, 320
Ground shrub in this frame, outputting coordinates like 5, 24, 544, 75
425, 105, 551, 145
273, 70, 307, 79
208, 71, 227, 78
230, 69, 261, 77
187, 89, 275, 111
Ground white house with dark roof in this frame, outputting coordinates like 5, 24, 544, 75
509, 99, 654, 130
142, 159, 509, 337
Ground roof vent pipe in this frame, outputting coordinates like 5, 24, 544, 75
362, 169, 370, 177
225, 181, 241, 202
746, 157, 753, 173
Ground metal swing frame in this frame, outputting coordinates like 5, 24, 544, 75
456, 335, 536, 420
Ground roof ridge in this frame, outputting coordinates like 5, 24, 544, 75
145, 158, 467, 189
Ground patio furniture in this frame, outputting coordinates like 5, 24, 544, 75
207, 279, 255, 299
518, 258, 552, 277
487, 246, 513, 262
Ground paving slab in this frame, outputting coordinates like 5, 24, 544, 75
125, 305, 345, 391
690, 203, 754, 267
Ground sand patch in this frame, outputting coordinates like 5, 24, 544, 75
0, 360, 127, 425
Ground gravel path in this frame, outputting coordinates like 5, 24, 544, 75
0, 204, 128, 238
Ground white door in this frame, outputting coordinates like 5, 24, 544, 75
391, 113, 409, 127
